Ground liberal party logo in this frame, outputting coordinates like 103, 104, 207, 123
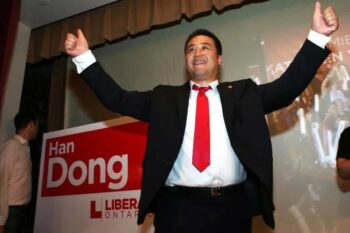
90, 200, 102, 219
90, 198, 139, 220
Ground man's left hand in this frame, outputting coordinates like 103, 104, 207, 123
312, 1, 339, 36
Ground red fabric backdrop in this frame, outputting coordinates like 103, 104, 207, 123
0, 0, 20, 112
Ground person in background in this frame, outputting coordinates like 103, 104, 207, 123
337, 127, 350, 179
0, 112, 39, 233
64, 2, 338, 233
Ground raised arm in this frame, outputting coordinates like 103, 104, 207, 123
258, 2, 338, 114
64, 29, 151, 122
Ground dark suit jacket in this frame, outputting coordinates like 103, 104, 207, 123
80, 40, 330, 228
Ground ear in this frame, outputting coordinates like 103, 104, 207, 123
28, 121, 36, 129
218, 55, 223, 65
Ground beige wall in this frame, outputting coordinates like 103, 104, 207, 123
0, 22, 31, 142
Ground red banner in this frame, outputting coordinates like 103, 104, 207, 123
41, 121, 148, 197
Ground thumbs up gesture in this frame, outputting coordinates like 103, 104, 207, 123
311, 1, 339, 36
64, 29, 89, 57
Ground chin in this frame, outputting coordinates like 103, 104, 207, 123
191, 76, 209, 82
192, 70, 208, 77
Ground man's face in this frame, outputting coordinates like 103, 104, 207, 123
185, 35, 222, 84
29, 120, 39, 140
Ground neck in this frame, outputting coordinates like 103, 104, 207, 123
191, 76, 217, 86
190, 68, 219, 85
17, 130, 30, 141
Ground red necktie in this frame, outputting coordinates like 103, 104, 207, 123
192, 85, 211, 172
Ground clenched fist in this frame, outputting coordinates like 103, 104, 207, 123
311, 1, 339, 36
64, 29, 89, 57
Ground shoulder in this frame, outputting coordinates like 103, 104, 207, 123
1, 137, 21, 148
0, 137, 21, 158
221, 79, 255, 87
219, 79, 257, 94
341, 127, 350, 138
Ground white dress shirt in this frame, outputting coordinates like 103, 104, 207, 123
165, 80, 246, 187
0, 135, 32, 226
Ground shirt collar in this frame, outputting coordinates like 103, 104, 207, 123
14, 135, 28, 145
190, 80, 219, 90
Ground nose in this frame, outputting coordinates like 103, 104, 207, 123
194, 47, 202, 56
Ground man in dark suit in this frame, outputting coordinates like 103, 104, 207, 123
64, 2, 338, 233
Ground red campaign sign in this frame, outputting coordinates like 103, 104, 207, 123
41, 121, 148, 197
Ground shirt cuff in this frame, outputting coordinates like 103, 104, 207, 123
72, 50, 97, 74
308, 30, 331, 49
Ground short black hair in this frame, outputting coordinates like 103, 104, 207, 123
14, 112, 38, 132
184, 29, 222, 55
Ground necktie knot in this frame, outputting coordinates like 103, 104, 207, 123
192, 85, 211, 94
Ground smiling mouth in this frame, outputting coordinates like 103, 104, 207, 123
193, 58, 206, 65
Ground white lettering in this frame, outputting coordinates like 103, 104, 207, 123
47, 157, 67, 188
49, 141, 75, 156
331, 35, 350, 46
88, 158, 106, 184
68, 161, 87, 186
46, 154, 128, 190
108, 154, 128, 190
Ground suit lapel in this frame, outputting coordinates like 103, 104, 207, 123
176, 82, 191, 131
217, 83, 236, 139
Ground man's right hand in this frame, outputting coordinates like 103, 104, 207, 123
64, 29, 89, 57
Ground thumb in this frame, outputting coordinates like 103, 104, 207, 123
313, 1, 322, 17
76, 28, 86, 40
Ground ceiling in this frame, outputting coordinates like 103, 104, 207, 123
20, 0, 119, 29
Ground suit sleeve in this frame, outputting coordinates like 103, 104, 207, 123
258, 40, 330, 114
337, 127, 350, 159
80, 62, 152, 122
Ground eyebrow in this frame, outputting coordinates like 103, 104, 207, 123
186, 42, 212, 51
